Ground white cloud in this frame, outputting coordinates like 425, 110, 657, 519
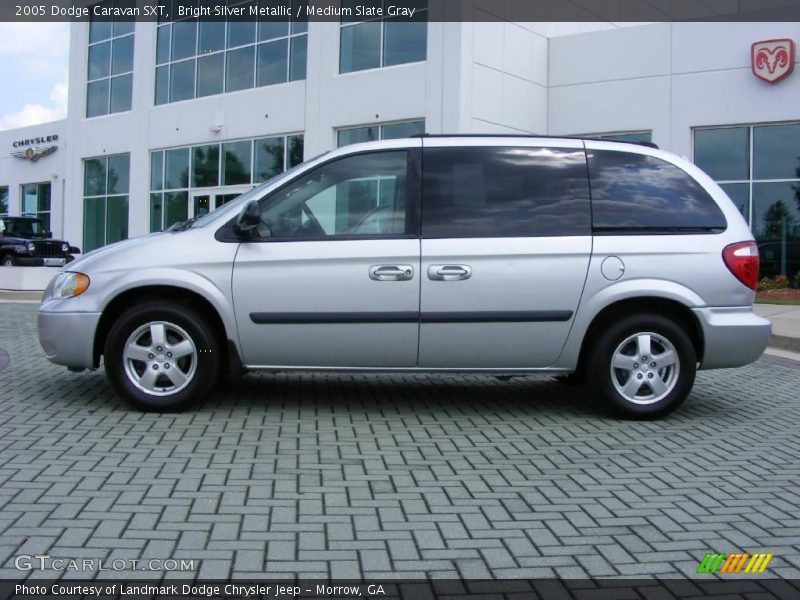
0, 81, 69, 130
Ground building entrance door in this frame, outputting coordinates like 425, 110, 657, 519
190, 187, 249, 218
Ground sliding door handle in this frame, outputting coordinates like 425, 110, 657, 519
427, 265, 472, 281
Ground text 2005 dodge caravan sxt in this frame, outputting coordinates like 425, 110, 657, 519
38, 136, 771, 418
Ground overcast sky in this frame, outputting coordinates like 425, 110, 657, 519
0, 23, 70, 131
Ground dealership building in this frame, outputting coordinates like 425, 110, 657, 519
0, 14, 799, 278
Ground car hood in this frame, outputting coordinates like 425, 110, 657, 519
67, 232, 170, 272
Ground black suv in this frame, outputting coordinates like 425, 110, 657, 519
0, 217, 79, 267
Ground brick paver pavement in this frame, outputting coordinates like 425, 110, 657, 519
1, 302, 799, 580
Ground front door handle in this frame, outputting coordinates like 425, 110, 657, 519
369, 265, 414, 281
427, 265, 472, 281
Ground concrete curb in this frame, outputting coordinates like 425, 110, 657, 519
770, 334, 800, 354
0, 290, 42, 303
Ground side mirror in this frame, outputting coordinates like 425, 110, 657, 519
69, 246, 81, 254
233, 200, 261, 239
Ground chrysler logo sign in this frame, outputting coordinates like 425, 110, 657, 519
752, 39, 795, 84
10, 133, 59, 162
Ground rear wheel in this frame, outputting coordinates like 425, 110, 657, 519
1, 254, 15, 267
588, 314, 696, 419
104, 302, 221, 411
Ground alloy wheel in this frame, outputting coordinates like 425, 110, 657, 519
122, 321, 197, 396
610, 331, 680, 405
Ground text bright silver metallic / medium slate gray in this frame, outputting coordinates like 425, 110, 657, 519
37, 136, 771, 418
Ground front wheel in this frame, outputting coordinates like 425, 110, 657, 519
1, 255, 16, 267
587, 314, 696, 419
104, 302, 221, 411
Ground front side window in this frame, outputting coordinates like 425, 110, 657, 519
0, 186, 8, 215
87, 0, 135, 117
422, 146, 591, 238
254, 150, 410, 239
155, 1, 307, 105
83, 154, 130, 252
21, 183, 52, 232
339, 1, 428, 74
589, 150, 726, 232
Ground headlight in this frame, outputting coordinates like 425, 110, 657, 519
51, 272, 90, 299
27, 242, 35, 252
61, 243, 69, 253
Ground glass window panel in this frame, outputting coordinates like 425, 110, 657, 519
753, 124, 800, 181
172, 19, 198, 61
111, 35, 134, 75
107, 155, 130, 194
84, 159, 107, 196
83, 196, 106, 252
155, 65, 170, 105
0, 187, 8, 214
589, 150, 727, 231
89, 17, 112, 44
88, 41, 111, 80
289, 34, 307, 81
113, 21, 135, 38
226, 10, 256, 48
150, 193, 164, 232
156, 25, 171, 64
340, 22, 381, 73
110, 74, 133, 113
381, 121, 424, 140
225, 46, 255, 92
595, 132, 652, 143
21, 184, 37, 215
36, 183, 51, 212
165, 147, 190, 189
192, 145, 221, 187
164, 191, 189, 228
337, 126, 377, 147
259, 20, 288, 41
719, 183, 750, 224
106, 195, 129, 244
254, 137, 284, 183
199, 20, 225, 54
150, 152, 164, 191
87, 79, 110, 118
694, 127, 749, 181
291, 1, 307, 33
194, 194, 212, 217
383, 19, 427, 67
223, 141, 252, 185
197, 52, 224, 97
753, 182, 800, 278
170, 59, 196, 102
288, 135, 304, 167
424, 147, 591, 238
256, 39, 288, 86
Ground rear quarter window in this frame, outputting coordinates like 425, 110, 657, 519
588, 150, 727, 232
422, 146, 591, 238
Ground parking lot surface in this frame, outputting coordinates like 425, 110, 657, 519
1, 302, 799, 580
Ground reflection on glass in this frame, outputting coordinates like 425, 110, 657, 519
194, 195, 211, 218
719, 183, 749, 224
340, 22, 381, 73
383, 19, 427, 67
110, 74, 133, 113
254, 137, 284, 183
199, 20, 225, 54
197, 53, 224, 97
165, 191, 189, 228
337, 126, 378, 148
88, 42, 111, 80
694, 127, 749, 181
192, 145, 220, 187
170, 59, 196, 102
84, 197, 106, 252
150, 193, 163, 232
84, 159, 107, 196
165, 148, 190, 190
156, 25, 171, 64
226, 46, 255, 92
106, 195, 129, 244
381, 121, 424, 140
754, 124, 800, 181
753, 182, 800, 278
288, 135, 304, 167
257, 39, 288, 87
290, 35, 307, 81
223, 141, 252, 185
86, 79, 109, 118
172, 19, 198, 61
111, 35, 134, 75
108, 155, 131, 194
155, 65, 169, 105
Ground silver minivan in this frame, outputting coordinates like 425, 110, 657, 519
38, 136, 771, 418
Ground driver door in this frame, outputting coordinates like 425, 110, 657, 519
231, 145, 421, 368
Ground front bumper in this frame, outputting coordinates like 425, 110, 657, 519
38, 310, 101, 369
13, 256, 70, 267
693, 306, 772, 369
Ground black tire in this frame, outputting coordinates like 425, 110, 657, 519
1, 254, 16, 267
587, 313, 696, 419
104, 301, 221, 411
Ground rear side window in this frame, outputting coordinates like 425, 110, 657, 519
588, 150, 727, 232
422, 146, 591, 238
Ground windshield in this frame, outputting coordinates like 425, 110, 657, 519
185, 155, 327, 229
1, 218, 46, 237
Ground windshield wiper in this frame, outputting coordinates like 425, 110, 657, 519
170, 216, 198, 232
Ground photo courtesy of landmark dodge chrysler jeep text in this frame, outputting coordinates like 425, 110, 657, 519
37, 136, 771, 418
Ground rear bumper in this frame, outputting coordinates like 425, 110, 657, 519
693, 306, 772, 369
38, 310, 101, 369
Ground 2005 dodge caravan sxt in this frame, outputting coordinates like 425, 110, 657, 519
38, 136, 771, 418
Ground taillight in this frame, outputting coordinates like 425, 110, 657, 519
722, 241, 759, 291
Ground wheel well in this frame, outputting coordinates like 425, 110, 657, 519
576, 297, 704, 375
93, 286, 230, 369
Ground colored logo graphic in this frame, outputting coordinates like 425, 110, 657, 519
697, 552, 773, 574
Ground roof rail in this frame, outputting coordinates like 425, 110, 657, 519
410, 133, 659, 150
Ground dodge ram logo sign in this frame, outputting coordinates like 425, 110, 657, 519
751, 39, 795, 83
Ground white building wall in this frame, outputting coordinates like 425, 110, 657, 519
548, 22, 800, 154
